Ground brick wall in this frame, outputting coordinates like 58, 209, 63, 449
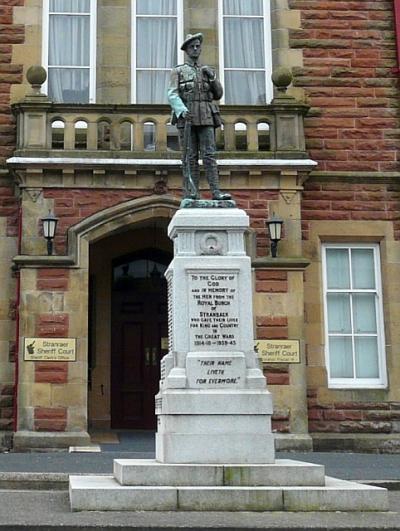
302, 181, 400, 240
0, 2, 24, 438
43, 188, 280, 255
33, 271, 71, 400
0, 383, 13, 431
0, 2, 22, 235
256, 305, 290, 431
308, 389, 400, 434
0, 1, 24, 166
34, 407, 67, 432
290, 0, 400, 172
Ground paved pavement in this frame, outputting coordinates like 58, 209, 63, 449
0, 431, 399, 482
0, 490, 399, 530
0, 431, 399, 529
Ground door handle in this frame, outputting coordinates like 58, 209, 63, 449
151, 347, 157, 366
145, 347, 150, 366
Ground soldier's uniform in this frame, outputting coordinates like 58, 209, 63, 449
168, 34, 229, 200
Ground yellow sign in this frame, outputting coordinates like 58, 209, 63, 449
161, 337, 169, 350
24, 338, 76, 362
254, 340, 300, 364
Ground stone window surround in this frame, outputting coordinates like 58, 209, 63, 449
217, 0, 273, 104
321, 242, 387, 390
130, 0, 184, 104
41, 0, 98, 103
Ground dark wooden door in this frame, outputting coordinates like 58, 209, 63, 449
111, 252, 169, 429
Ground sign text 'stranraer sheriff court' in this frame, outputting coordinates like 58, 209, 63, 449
24, 338, 76, 362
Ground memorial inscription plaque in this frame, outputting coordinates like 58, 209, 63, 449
188, 270, 240, 351
186, 269, 245, 388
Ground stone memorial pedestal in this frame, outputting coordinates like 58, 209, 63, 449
69, 207, 388, 512
156, 208, 274, 464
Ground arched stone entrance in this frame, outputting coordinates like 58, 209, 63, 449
14, 196, 178, 449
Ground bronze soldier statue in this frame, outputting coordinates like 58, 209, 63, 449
168, 33, 231, 201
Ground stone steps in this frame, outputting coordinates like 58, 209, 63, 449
69, 458, 389, 512
114, 459, 326, 486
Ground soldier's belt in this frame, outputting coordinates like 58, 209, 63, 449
183, 95, 212, 102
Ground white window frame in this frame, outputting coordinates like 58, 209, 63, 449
131, 0, 184, 104
42, 0, 97, 103
218, 0, 273, 104
322, 243, 387, 389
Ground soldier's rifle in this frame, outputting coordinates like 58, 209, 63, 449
182, 95, 197, 199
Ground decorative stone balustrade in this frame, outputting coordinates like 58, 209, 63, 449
12, 100, 309, 160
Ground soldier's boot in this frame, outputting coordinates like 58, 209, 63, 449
208, 172, 231, 201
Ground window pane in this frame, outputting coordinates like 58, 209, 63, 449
355, 337, 379, 378
225, 71, 265, 104
327, 294, 351, 334
137, 18, 177, 68
326, 248, 350, 289
48, 68, 89, 103
351, 248, 375, 289
49, 15, 90, 66
329, 337, 354, 378
137, 0, 176, 15
353, 294, 377, 333
223, 0, 263, 16
143, 122, 156, 151
224, 19, 264, 68
50, 0, 90, 13
137, 71, 170, 103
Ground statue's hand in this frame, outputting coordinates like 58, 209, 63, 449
201, 66, 216, 81
183, 110, 192, 121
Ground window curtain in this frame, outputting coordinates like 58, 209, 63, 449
137, 0, 176, 15
48, 13, 90, 103
224, 0, 262, 16
50, 0, 90, 12
136, 17, 177, 103
223, 17, 265, 104
329, 337, 353, 378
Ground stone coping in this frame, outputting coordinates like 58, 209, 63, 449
7, 157, 317, 169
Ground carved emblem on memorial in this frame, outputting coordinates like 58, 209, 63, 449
199, 232, 223, 255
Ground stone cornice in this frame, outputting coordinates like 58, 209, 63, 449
252, 257, 311, 270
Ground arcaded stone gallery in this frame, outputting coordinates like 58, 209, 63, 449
0, 0, 400, 453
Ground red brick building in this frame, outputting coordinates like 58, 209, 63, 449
0, 0, 399, 452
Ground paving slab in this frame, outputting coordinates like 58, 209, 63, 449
0, 489, 399, 529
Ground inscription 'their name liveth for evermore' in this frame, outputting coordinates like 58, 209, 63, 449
188, 272, 240, 351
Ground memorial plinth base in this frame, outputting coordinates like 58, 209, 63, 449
155, 388, 274, 463
69, 459, 389, 512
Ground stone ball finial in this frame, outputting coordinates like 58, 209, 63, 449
26, 65, 47, 88
271, 67, 293, 93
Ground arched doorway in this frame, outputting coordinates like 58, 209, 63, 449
87, 220, 174, 431
111, 249, 170, 429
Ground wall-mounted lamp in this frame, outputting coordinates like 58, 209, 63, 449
266, 214, 283, 258
41, 211, 58, 256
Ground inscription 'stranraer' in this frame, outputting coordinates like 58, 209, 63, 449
188, 271, 240, 351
